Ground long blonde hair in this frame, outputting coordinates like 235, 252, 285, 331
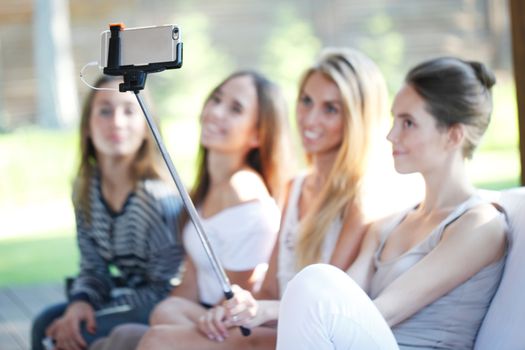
74, 76, 166, 225
295, 48, 388, 269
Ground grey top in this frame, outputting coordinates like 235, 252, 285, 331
370, 195, 506, 350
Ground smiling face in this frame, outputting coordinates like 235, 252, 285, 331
387, 84, 452, 175
88, 80, 147, 161
296, 71, 344, 157
200, 75, 260, 154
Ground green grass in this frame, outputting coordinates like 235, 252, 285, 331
0, 127, 77, 208
0, 229, 79, 287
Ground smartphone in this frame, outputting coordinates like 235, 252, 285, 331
100, 24, 182, 70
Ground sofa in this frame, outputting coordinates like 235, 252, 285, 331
474, 187, 525, 349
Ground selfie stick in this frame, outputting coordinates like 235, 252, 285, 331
103, 24, 251, 336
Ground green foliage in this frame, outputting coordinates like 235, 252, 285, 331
479, 78, 519, 151
0, 127, 77, 207
258, 4, 322, 164
259, 4, 322, 107
358, 12, 405, 93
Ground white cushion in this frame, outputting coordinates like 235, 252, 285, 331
475, 187, 525, 349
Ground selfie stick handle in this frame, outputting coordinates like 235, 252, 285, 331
134, 93, 251, 337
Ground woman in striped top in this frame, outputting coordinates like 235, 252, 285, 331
31, 76, 185, 350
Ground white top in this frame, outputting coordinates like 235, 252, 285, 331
183, 197, 280, 305
277, 174, 342, 297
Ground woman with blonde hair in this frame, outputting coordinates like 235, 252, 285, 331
136, 47, 389, 349
282, 46, 388, 280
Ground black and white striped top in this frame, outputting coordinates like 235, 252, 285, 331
69, 174, 185, 310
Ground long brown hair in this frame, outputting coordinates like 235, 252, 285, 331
295, 48, 389, 269
73, 75, 166, 224
189, 70, 290, 217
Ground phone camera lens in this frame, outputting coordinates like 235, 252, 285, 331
172, 27, 180, 40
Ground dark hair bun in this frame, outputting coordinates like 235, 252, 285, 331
469, 61, 496, 89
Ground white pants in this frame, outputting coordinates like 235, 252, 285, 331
276, 264, 399, 350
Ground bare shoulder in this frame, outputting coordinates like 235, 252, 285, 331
442, 202, 507, 261
447, 202, 506, 241
465, 202, 506, 223
226, 169, 270, 204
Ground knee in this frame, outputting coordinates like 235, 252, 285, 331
287, 264, 345, 294
300, 263, 347, 281
149, 296, 189, 325
109, 323, 141, 339
284, 264, 360, 306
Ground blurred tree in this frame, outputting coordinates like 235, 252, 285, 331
358, 12, 405, 94
257, 4, 322, 169
259, 4, 321, 106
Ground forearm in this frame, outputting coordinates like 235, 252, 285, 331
257, 300, 281, 328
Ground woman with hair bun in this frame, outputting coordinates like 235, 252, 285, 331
226, 57, 507, 350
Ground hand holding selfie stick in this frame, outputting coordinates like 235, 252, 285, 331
102, 23, 251, 336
